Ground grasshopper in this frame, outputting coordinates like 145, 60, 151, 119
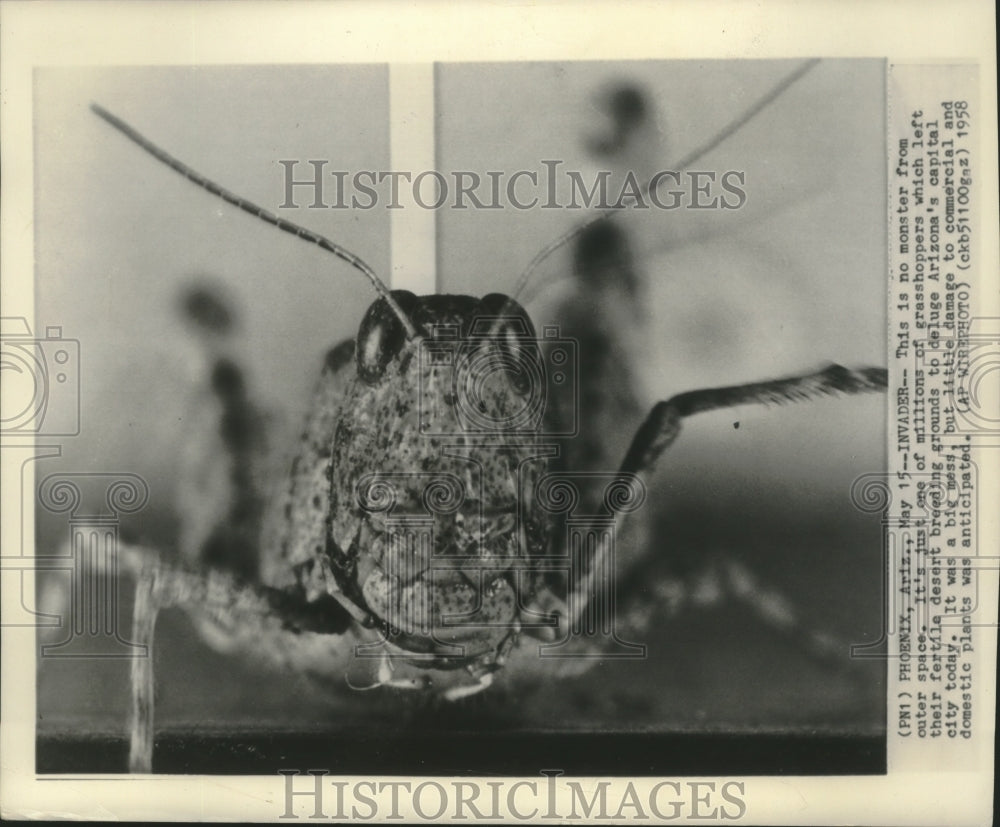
47, 60, 887, 773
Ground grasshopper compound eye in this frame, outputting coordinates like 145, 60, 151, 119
356, 290, 420, 383
479, 293, 540, 397
480, 293, 537, 338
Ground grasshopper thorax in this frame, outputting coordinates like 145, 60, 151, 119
328, 292, 553, 672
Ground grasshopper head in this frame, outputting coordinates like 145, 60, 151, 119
328, 292, 553, 674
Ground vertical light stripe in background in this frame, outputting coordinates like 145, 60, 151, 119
388, 63, 437, 294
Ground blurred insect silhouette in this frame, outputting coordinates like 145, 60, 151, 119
67, 60, 887, 772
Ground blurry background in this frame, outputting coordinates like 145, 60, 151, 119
33, 59, 887, 772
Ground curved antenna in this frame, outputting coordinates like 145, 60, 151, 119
90, 103, 419, 340
511, 58, 822, 304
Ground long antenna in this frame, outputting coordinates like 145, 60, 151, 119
511, 58, 822, 303
90, 103, 419, 339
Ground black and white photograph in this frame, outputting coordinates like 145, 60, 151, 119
32, 57, 887, 775
2, 2, 996, 823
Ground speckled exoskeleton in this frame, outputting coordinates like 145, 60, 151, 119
82, 61, 889, 773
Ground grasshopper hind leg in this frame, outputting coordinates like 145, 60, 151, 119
574, 366, 888, 689
117, 541, 358, 772
616, 552, 862, 677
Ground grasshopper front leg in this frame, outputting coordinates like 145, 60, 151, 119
561, 364, 888, 662
59, 539, 360, 772
131, 534, 415, 772
122, 288, 368, 772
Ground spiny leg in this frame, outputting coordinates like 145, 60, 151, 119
104, 542, 360, 772
107, 543, 357, 640
566, 363, 888, 630
614, 554, 858, 672
128, 287, 367, 769
128, 570, 159, 773
717, 558, 846, 664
